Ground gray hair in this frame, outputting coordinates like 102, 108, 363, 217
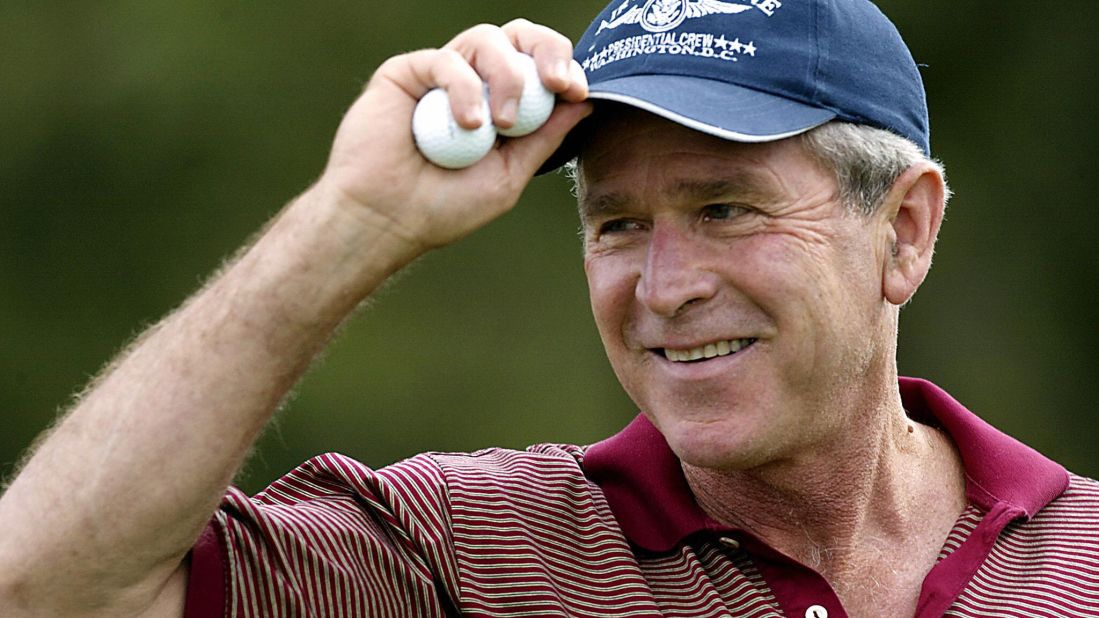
798, 122, 950, 216
564, 120, 950, 216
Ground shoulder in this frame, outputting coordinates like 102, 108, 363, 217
227, 444, 607, 540
1029, 472, 1099, 524
426, 443, 617, 526
425, 443, 592, 500
998, 472, 1099, 572
233, 444, 590, 512
949, 474, 1099, 615
427, 444, 634, 590
427, 442, 587, 478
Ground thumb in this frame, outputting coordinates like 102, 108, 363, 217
498, 101, 593, 178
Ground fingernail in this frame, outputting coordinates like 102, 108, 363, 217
499, 98, 518, 126
462, 104, 483, 127
569, 60, 589, 92
554, 59, 570, 83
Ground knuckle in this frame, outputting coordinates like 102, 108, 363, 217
502, 17, 533, 30
465, 22, 503, 40
369, 52, 416, 87
377, 52, 413, 73
551, 32, 575, 51
436, 48, 465, 67
537, 31, 574, 56
506, 20, 574, 56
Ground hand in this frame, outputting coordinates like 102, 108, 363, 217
317, 19, 591, 259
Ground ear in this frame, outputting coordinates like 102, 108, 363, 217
879, 163, 946, 306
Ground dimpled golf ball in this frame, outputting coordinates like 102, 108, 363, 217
412, 87, 497, 170
496, 54, 556, 138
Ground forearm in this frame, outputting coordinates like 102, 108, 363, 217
0, 181, 417, 615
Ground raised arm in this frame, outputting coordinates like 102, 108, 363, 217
0, 21, 589, 618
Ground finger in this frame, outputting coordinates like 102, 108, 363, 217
497, 101, 593, 178
390, 48, 488, 129
445, 24, 528, 129
561, 60, 590, 103
501, 19, 580, 96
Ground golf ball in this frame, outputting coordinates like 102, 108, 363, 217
412, 87, 497, 170
496, 54, 556, 138
411, 53, 556, 169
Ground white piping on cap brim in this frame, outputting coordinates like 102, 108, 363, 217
588, 91, 833, 143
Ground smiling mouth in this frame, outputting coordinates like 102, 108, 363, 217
658, 338, 757, 363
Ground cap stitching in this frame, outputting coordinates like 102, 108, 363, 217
809, 0, 824, 107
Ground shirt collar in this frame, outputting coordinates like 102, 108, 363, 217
582, 377, 1069, 553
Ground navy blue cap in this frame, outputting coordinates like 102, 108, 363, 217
540, 0, 929, 172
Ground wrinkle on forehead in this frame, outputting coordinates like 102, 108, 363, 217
575, 109, 846, 235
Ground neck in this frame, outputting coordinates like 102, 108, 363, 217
683, 384, 967, 579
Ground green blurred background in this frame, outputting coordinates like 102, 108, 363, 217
1, 2, 1096, 494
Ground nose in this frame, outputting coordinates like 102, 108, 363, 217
636, 223, 719, 318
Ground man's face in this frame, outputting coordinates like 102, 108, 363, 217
579, 111, 895, 470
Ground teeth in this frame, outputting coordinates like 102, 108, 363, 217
664, 339, 753, 363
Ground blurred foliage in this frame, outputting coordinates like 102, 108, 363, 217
1, 1, 1096, 494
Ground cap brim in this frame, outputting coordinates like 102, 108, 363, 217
537, 74, 836, 175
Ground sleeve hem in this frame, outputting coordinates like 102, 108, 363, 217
183, 518, 228, 618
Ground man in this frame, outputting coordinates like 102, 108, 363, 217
1, 1, 1097, 617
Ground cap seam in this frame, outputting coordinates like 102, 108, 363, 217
809, 0, 824, 107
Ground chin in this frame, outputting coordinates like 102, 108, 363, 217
650, 411, 779, 472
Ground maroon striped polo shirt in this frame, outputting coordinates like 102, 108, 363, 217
186, 378, 1099, 616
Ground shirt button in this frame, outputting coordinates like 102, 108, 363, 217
718, 536, 740, 550
805, 605, 828, 618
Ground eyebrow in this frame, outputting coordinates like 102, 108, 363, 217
578, 173, 777, 221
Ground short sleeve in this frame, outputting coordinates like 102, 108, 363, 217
185, 452, 462, 617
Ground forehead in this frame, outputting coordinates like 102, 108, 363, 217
576, 108, 830, 216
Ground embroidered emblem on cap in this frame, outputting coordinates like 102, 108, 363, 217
582, 0, 781, 73
598, 0, 752, 34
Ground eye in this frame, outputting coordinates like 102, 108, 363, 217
597, 218, 646, 235
701, 203, 749, 222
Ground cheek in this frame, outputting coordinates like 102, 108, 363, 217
725, 233, 824, 313
813, 229, 885, 322
760, 228, 884, 370
745, 224, 867, 309
584, 256, 635, 345
729, 233, 857, 361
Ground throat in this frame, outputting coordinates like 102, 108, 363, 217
682, 420, 968, 579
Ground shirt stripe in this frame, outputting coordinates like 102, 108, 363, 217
188, 450, 1099, 617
